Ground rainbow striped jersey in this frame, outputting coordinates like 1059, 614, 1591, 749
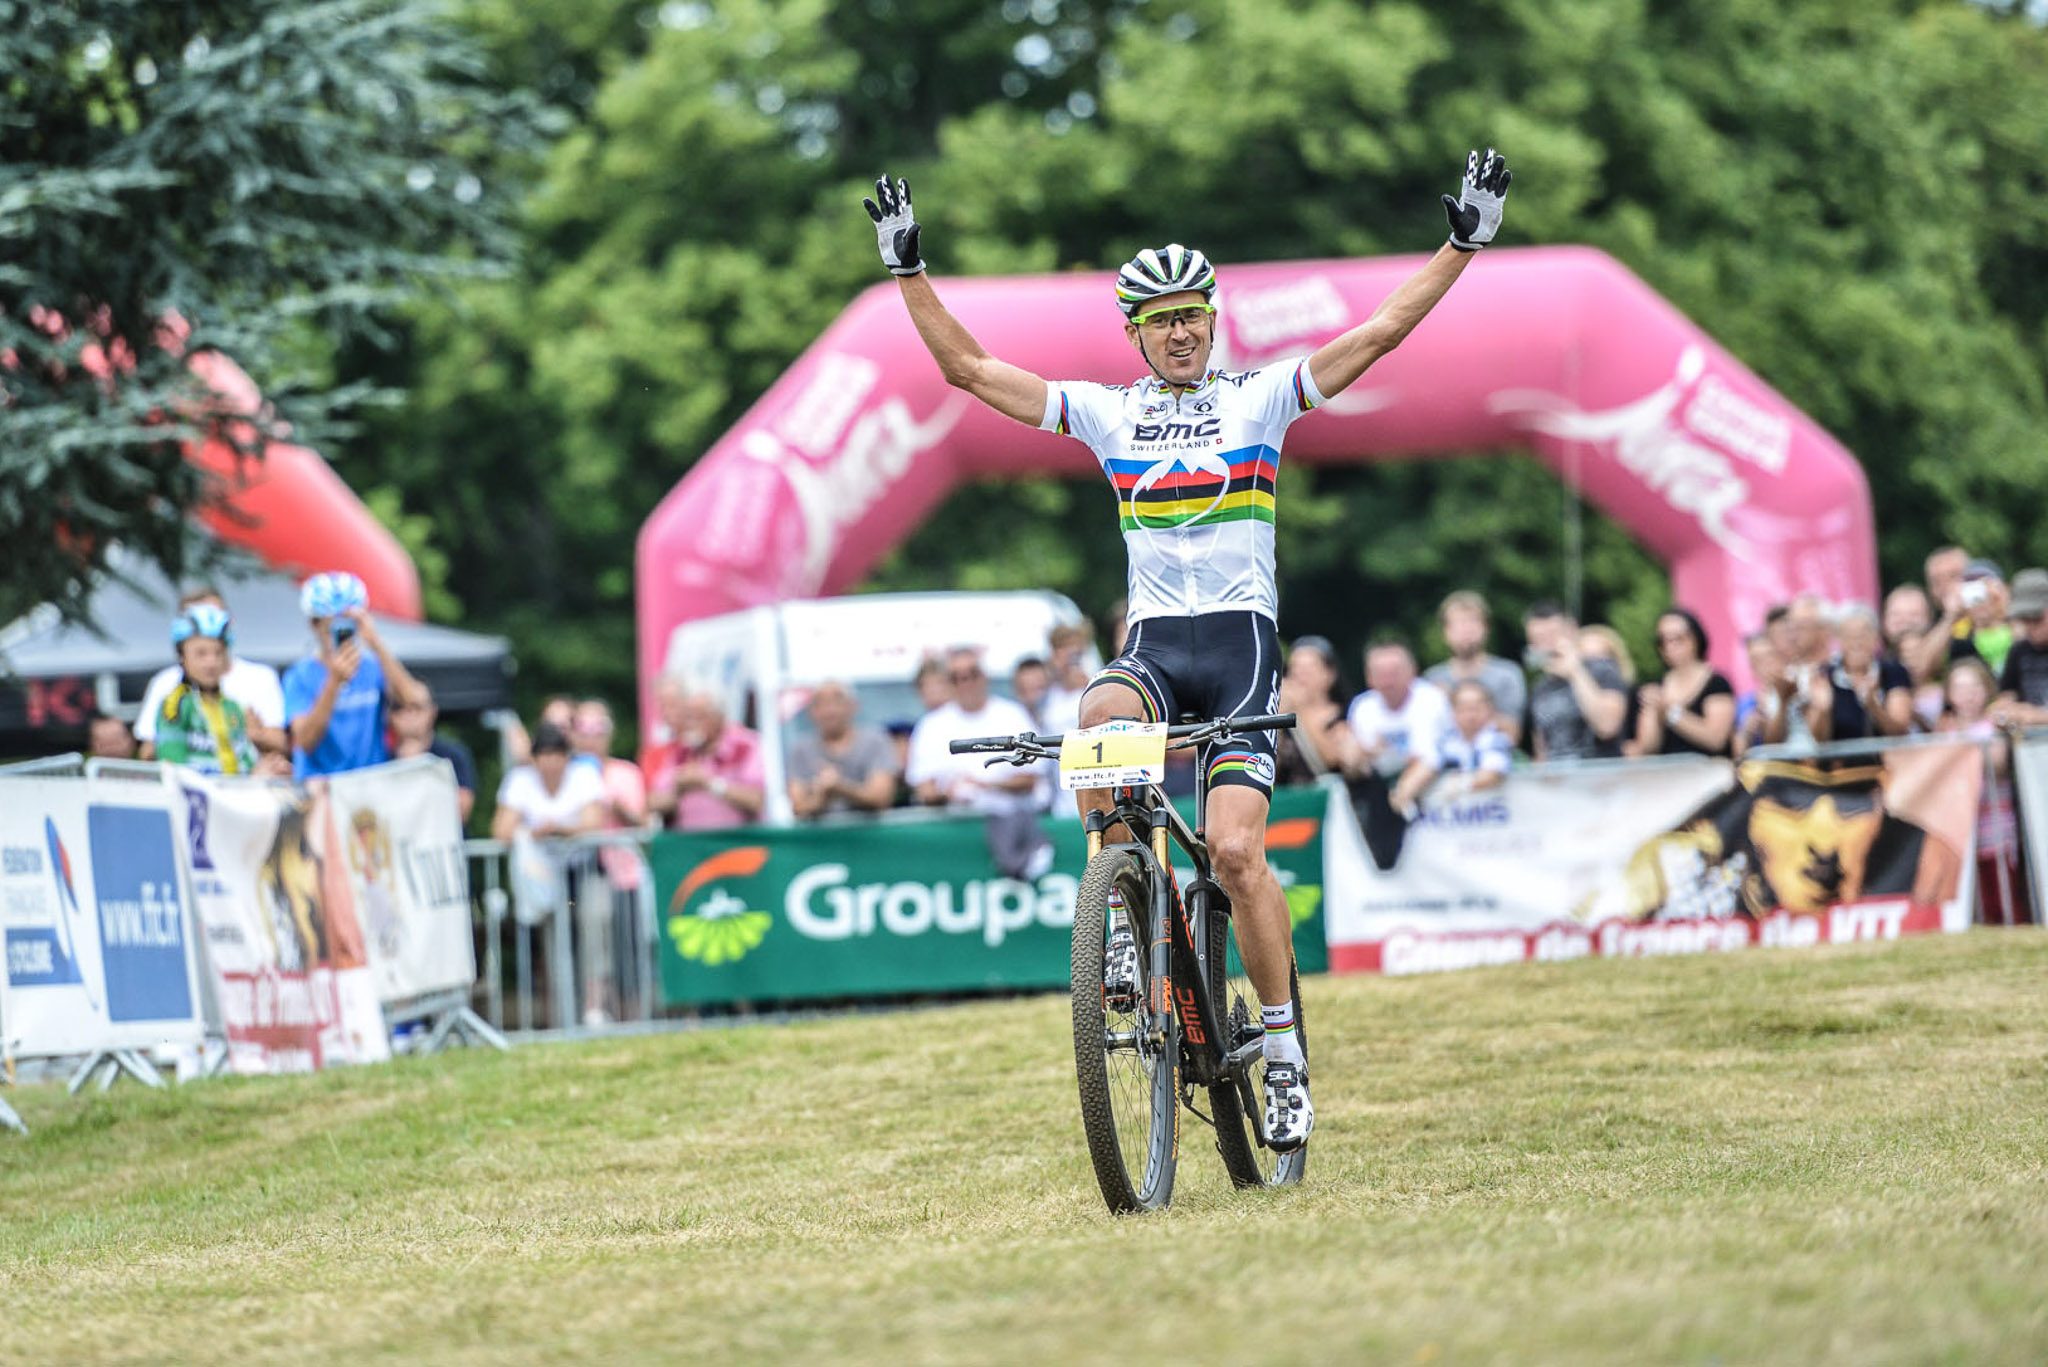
1040, 359, 1325, 623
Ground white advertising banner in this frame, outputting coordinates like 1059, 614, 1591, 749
326, 759, 475, 1006
1327, 745, 1981, 976
0, 776, 204, 1060
2013, 731, 2048, 926
172, 772, 391, 1073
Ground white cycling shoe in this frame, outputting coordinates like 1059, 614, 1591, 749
1263, 1062, 1313, 1151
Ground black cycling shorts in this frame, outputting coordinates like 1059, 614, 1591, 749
1082, 611, 1282, 797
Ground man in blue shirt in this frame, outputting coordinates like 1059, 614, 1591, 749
283, 571, 430, 780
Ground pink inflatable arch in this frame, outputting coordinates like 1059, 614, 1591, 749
637, 245, 1874, 732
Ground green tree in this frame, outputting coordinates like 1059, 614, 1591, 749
0, 0, 537, 623
335, 0, 2048, 709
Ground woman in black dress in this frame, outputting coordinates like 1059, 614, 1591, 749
1636, 607, 1736, 758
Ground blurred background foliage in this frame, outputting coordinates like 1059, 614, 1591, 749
13, 0, 2048, 713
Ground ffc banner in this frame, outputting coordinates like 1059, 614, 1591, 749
0, 777, 205, 1061
1328, 744, 1981, 976
327, 761, 475, 1006
172, 772, 391, 1073
654, 786, 1329, 1007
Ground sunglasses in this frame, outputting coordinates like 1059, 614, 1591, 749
948, 670, 984, 683
1132, 303, 1217, 333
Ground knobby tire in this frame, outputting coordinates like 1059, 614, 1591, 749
1071, 846, 1179, 1214
1208, 896, 1308, 1189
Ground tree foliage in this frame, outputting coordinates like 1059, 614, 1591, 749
0, 0, 536, 623
326, 0, 2048, 695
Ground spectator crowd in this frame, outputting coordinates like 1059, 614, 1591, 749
92, 548, 2048, 922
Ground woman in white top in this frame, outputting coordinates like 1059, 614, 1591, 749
491, 722, 606, 841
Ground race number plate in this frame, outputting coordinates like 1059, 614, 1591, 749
1058, 720, 1168, 791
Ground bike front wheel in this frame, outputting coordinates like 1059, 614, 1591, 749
1071, 846, 1179, 1214
1208, 898, 1307, 1189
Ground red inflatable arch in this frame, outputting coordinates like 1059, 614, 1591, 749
185, 350, 422, 620
637, 245, 1875, 734
25, 308, 422, 620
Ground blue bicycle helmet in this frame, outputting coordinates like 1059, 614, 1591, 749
171, 603, 234, 647
299, 571, 368, 619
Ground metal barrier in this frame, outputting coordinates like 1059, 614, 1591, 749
465, 830, 661, 1033
0, 752, 86, 776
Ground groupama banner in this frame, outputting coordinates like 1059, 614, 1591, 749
653, 786, 1329, 1007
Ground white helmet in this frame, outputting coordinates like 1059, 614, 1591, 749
1113, 243, 1217, 318
299, 570, 368, 619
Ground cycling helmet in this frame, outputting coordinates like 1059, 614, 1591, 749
171, 603, 233, 647
299, 571, 368, 620
1113, 243, 1218, 318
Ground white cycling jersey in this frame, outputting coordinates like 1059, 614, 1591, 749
1040, 358, 1325, 623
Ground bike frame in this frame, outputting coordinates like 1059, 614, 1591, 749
950, 712, 1295, 1143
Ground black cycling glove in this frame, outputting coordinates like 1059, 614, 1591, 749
1442, 148, 1512, 251
863, 174, 924, 276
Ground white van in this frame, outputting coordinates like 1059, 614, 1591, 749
656, 590, 1101, 824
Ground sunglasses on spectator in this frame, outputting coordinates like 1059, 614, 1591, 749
949, 670, 984, 683
1656, 631, 1692, 645
1132, 303, 1217, 333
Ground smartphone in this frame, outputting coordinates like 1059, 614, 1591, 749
1961, 580, 1988, 609
332, 620, 358, 650
1522, 647, 1552, 670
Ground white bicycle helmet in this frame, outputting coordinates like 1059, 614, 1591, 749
1113, 243, 1218, 318
299, 571, 368, 619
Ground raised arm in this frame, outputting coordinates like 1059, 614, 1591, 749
865, 175, 1049, 427
1308, 148, 1512, 400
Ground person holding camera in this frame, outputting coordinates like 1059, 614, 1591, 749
1951, 560, 2015, 677
1520, 601, 1629, 761
283, 571, 430, 780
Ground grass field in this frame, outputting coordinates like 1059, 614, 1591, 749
4, 932, 2047, 1365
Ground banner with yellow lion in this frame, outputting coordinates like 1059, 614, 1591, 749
1325, 742, 1980, 976
172, 771, 389, 1073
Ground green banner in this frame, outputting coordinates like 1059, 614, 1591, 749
653, 785, 1331, 1006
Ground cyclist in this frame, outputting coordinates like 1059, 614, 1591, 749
865, 149, 1513, 1150
153, 605, 260, 776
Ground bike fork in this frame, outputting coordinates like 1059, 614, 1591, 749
1146, 800, 1175, 1050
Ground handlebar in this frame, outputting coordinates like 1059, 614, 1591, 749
947, 712, 1297, 757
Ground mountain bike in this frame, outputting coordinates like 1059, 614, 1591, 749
949, 712, 1307, 1213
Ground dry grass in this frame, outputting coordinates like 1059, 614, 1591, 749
3, 932, 2047, 1364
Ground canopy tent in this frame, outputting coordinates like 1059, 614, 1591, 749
0, 550, 511, 741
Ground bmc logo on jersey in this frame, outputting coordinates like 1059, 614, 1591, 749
1132, 417, 1222, 444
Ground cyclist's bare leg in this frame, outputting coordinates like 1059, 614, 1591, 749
1074, 681, 1147, 840
1204, 785, 1292, 1006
